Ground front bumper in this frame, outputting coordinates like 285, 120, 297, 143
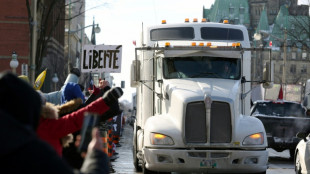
143, 148, 268, 173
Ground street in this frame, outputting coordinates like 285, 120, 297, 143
111, 124, 295, 174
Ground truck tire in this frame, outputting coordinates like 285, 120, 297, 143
142, 165, 154, 174
133, 123, 142, 172
290, 149, 295, 161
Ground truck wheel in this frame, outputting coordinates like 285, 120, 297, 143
142, 165, 154, 174
133, 123, 142, 172
290, 149, 295, 161
253, 171, 266, 174
295, 152, 302, 174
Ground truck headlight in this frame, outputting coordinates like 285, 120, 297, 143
150, 133, 174, 145
242, 132, 264, 145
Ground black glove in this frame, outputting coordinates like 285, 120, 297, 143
99, 101, 122, 122
102, 87, 123, 106
100, 87, 123, 122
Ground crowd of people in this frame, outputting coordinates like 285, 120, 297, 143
0, 68, 125, 174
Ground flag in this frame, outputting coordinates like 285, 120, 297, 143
278, 85, 283, 100
34, 69, 47, 90
88, 73, 93, 90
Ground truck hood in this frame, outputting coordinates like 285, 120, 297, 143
164, 78, 240, 102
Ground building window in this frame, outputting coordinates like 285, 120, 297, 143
292, 52, 296, 59
290, 64, 296, 74
306, 39, 310, 47
302, 52, 307, 59
239, 7, 245, 14
229, 6, 234, 14
281, 53, 284, 59
279, 64, 283, 73
234, 17, 239, 24
301, 64, 307, 74
287, 39, 291, 46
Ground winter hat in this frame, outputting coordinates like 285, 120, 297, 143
61, 82, 85, 104
0, 71, 42, 130
64, 68, 80, 85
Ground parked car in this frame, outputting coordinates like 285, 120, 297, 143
250, 100, 310, 158
294, 132, 310, 174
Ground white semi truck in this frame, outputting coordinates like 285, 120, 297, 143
131, 19, 270, 174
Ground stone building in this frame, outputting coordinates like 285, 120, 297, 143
65, 0, 85, 74
0, 0, 67, 92
203, 0, 310, 100
40, 0, 66, 92
258, 5, 310, 85
0, 0, 30, 74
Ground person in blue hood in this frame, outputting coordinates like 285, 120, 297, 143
61, 82, 85, 104
43, 68, 82, 105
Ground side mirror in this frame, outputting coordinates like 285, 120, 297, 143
263, 61, 274, 89
130, 60, 140, 88
296, 132, 308, 142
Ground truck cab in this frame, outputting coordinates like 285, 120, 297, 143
131, 19, 269, 174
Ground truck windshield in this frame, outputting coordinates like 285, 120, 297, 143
163, 57, 241, 80
201, 27, 244, 41
150, 27, 194, 41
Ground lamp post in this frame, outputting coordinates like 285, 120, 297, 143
10, 51, 19, 74
254, 30, 287, 99
52, 73, 59, 91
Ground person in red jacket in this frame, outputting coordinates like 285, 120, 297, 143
36, 87, 123, 157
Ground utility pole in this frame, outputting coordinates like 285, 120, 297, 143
30, 0, 37, 84
67, 0, 71, 74
283, 29, 287, 99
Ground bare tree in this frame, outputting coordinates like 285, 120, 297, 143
25, 0, 86, 78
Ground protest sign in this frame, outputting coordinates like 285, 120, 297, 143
81, 44, 122, 73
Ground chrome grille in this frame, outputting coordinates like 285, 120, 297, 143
185, 101, 231, 143
210, 102, 231, 143
185, 102, 206, 143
